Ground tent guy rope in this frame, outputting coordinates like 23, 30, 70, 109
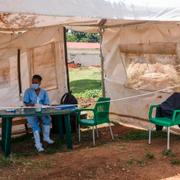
0, 84, 179, 110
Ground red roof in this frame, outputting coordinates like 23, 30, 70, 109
67, 42, 100, 49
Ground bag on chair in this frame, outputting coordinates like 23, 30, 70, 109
51, 92, 78, 134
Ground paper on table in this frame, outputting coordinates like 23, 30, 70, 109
41, 105, 50, 108
5, 108, 17, 112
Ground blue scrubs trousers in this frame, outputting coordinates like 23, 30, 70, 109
27, 115, 51, 132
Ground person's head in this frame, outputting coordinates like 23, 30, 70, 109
31, 74, 42, 90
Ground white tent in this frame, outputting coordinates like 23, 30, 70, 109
0, 0, 180, 129
1, 0, 180, 21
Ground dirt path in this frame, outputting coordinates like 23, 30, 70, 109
1, 124, 180, 180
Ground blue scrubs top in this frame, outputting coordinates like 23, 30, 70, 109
23, 88, 50, 105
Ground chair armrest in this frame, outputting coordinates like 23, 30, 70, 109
148, 104, 160, 120
172, 110, 180, 122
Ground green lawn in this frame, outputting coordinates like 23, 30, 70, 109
69, 67, 102, 98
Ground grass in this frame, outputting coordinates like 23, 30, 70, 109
126, 158, 146, 167
127, 159, 134, 165
0, 154, 55, 170
69, 67, 102, 98
0, 133, 65, 168
145, 152, 155, 160
136, 160, 145, 167
126, 152, 155, 168
0, 156, 13, 167
31, 159, 55, 169
0, 153, 31, 168
119, 130, 167, 141
171, 159, 180, 165
162, 150, 176, 157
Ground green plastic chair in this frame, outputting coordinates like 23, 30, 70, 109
77, 97, 114, 145
148, 104, 180, 150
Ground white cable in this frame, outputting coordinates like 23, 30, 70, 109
96, 84, 180, 104
0, 84, 179, 110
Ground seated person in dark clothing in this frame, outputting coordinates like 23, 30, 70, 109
156, 92, 180, 131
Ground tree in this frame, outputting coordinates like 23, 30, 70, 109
66, 30, 100, 42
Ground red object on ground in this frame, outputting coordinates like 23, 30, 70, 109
68, 61, 81, 68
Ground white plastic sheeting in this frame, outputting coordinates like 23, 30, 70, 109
0, 26, 67, 107
1, 0, 180, 21
1, 1, 180, 130
102, 22, 180, 123
0, 13, 100, 31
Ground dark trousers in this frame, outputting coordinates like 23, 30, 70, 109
155, 107, 172, 131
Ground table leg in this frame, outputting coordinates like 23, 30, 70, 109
57, 115, 64, 140
64, 114, 73, 149
1, 118, 12, 157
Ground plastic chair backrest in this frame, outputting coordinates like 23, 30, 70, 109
174, 113, 180, 125
94, 97, 110, 124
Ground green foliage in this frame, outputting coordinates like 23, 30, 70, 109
69, 67, 102, 99
171, 159, 180, 165
66, 34, 77, 42
126, 158, 145, 167
127, 153, 155, 168
162, 150, 176, 157
145, 152, 155, 160
0, 156, 12, 167
127, 159, 134, 165
0, 153, 31, 168
67, 30, 100, 42
75, 89, 102, 98
70, 79, 101, 95
136, 160, 145, 167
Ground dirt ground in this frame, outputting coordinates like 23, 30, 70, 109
1, 124, 180, 180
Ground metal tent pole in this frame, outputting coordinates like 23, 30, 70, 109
99, 19, 107, 97
63, 27, 70, 93
17, 49, 22, 96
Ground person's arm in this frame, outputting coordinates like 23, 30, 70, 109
43, 91, 50, 105
23, 90, 35, 106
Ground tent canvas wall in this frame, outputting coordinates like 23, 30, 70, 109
1, 0, 180, 130
0, 26, 68, 107
102, 22, 180, 129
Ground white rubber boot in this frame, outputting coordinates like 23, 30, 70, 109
33, 131, 44, 152
43, 125, 54, 144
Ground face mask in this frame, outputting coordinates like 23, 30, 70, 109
31, 83, 39, 90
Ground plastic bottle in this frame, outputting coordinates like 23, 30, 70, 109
35, 97, 42, 112
19, 93, 24, 113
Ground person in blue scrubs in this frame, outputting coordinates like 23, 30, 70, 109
23, 74, 54, 152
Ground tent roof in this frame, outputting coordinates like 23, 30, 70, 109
0, 13, 101, 31
1, 0, 180, 32
1, 0, 180, 21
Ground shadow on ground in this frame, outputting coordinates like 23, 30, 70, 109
0, 123, 174, 158
1, 123, 180, 180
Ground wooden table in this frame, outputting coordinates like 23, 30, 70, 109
0, 107, 77, 156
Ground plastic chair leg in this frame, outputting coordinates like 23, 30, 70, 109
148, 128, 152, 144
95, 125, 99, 138
92, 126, 95, 146
167, 127, 170, 150
78, 124, 81, 142
109, 123, 114, 140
